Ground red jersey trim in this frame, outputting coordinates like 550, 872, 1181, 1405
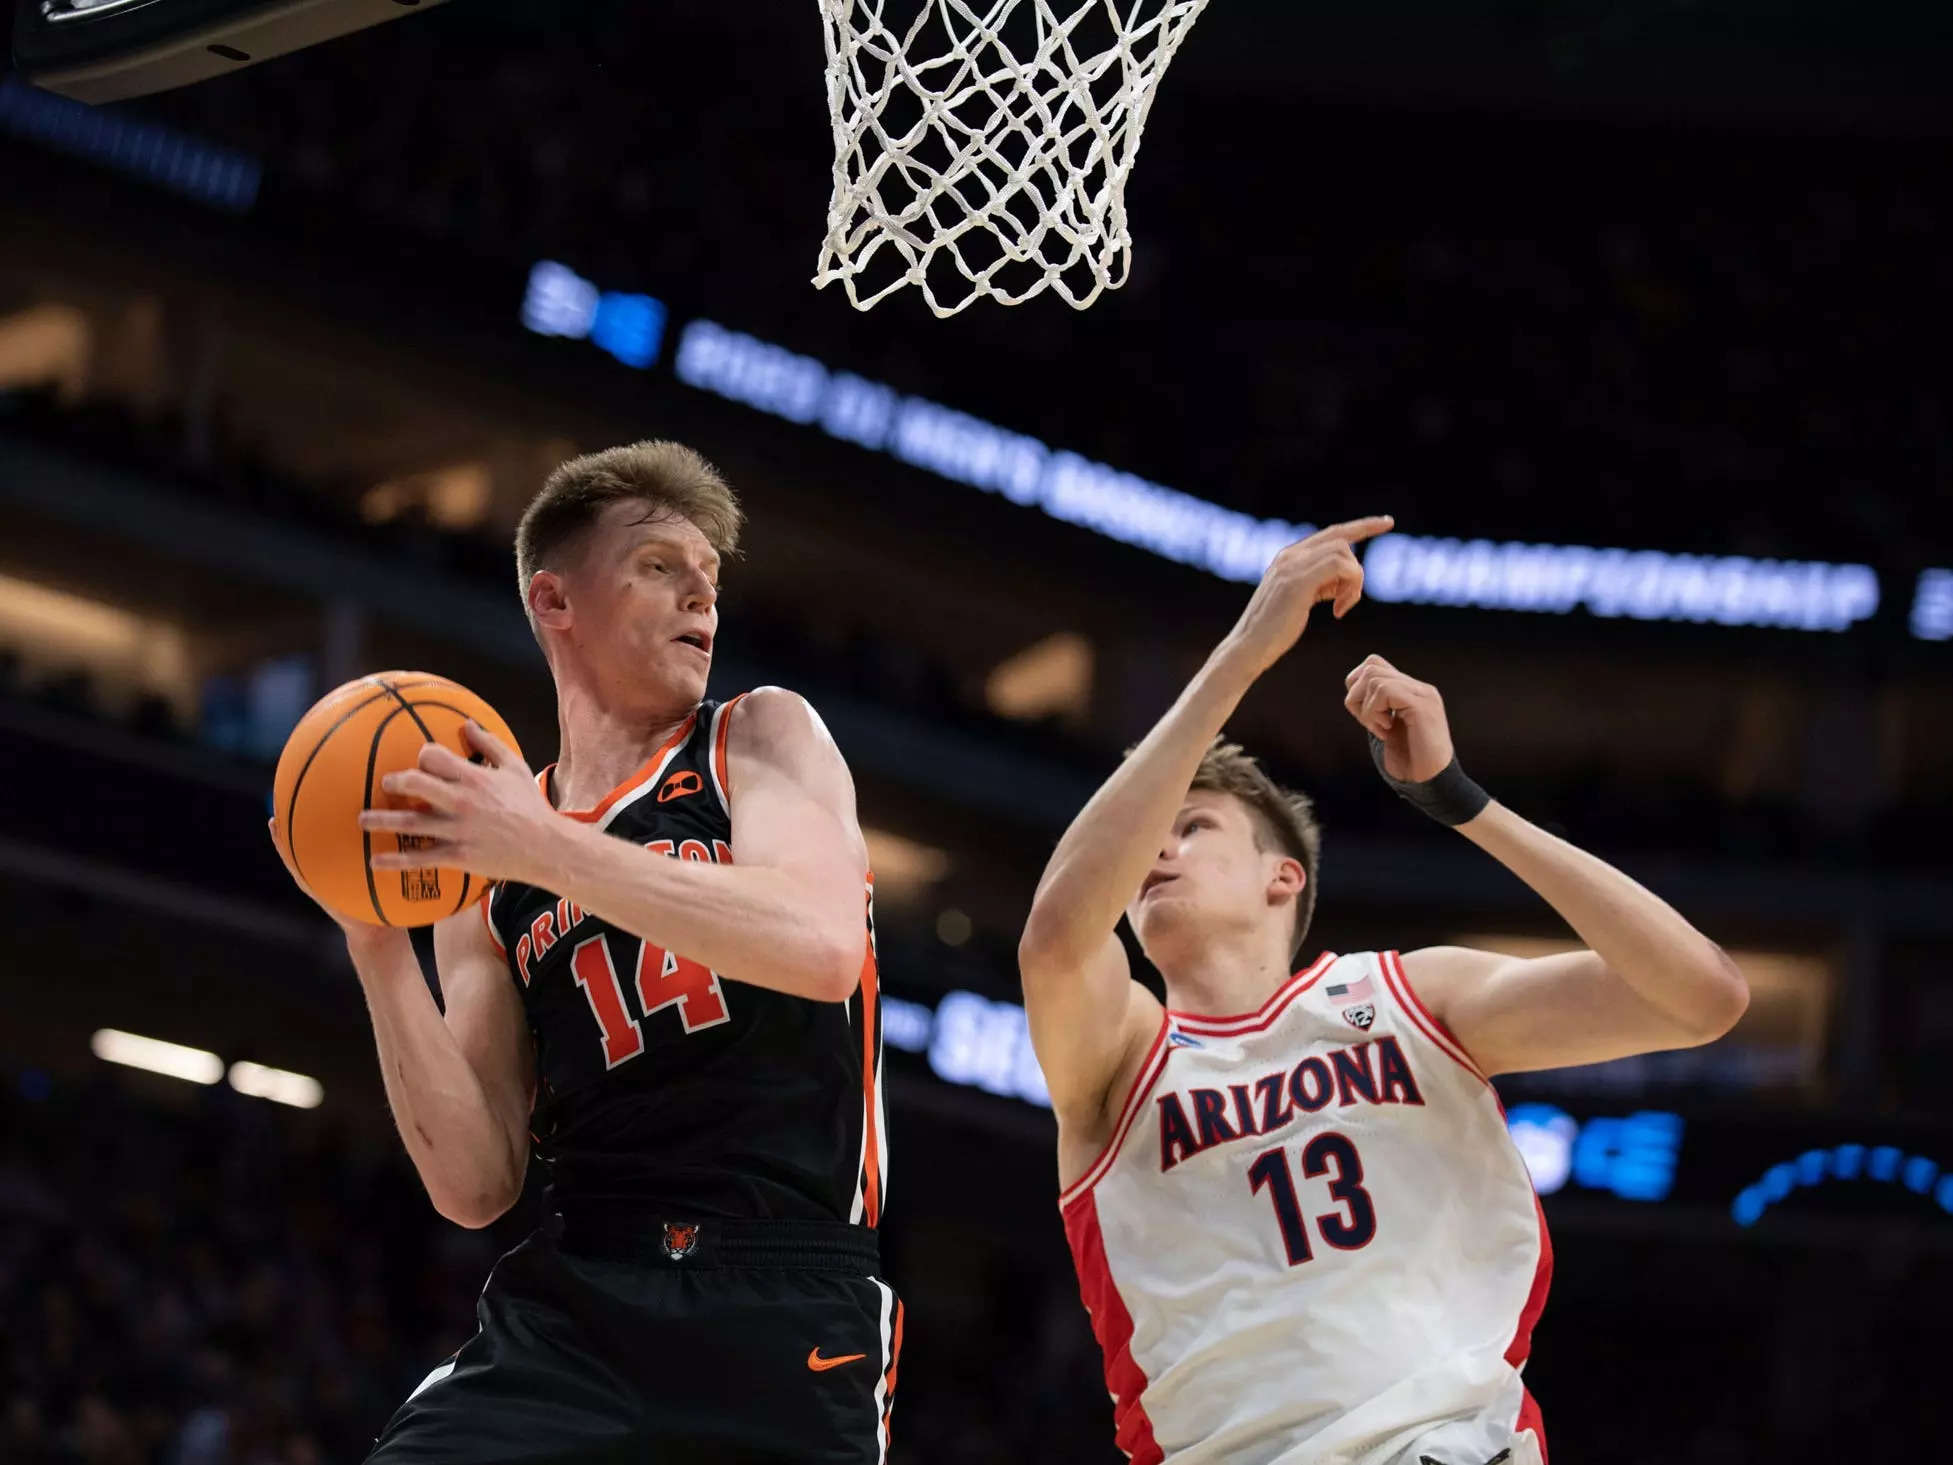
1507, 1191, 1554, 1461
1380, 949, 1491, 1086
1063, 1189, 1164, 1465
1057, 1015, 1174, 1210
1168, 951, 1339, 1036
536, 713, 699, 827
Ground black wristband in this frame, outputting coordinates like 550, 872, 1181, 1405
1367, 734, 1491, 827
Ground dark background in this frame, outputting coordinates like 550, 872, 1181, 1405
2, 2, 1950, 1461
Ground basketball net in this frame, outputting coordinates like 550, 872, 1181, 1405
813, 0, 1211, 317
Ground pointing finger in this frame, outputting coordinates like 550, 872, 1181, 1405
1310, 515, 1395, 548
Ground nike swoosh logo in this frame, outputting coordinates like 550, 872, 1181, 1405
807, 1348, 867, 1372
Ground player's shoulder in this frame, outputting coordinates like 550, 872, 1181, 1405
1318, 946, 1482, 977
723, 686, 845, 763
1389, 945, 1501, 998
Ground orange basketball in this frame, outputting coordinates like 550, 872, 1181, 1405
271, 672, 523, 928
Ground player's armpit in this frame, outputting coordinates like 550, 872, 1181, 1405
431, 904, 535, 1222
1019, 930, 1163, 1131
1397, 945, 1727, 1078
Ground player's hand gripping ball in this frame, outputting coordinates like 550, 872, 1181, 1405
270, 673, 523, 927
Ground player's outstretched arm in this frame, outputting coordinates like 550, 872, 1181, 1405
1342, 655, 1750, 1076
360, 689, 869, 1003
267, 823, 534, 1228
1020, 517, 1392, 1127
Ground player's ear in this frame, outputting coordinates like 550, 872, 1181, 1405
1266, 855, 1305, 908
529, 568, 571, 631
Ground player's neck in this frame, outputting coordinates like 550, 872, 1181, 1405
1157, 932, 1296, 1019
549, 677, 698, 812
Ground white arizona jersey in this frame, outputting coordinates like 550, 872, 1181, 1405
1061, 951, 1551, 1465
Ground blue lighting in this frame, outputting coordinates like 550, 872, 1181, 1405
1570, 1110, 1685, 1201
1730, 1142, 1953, 1227
0, 77, 260, 212
880, 995, 933, 1055
590, 291, 667, 370
1363, 535, 1878, 634
516, 259, 1901, 631
520, 262, 667, 370
1912, 568, 1953, 641
671, 318, 1309, 586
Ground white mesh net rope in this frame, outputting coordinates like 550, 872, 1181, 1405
813, 0, 1212, 316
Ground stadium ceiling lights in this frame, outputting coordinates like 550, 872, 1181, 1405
91, 1028, 222, 1085
90, 1028, 323, 1107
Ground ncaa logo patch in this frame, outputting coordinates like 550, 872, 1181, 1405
662, 1221, 700, 1260
1342, 1003, 1375, 1031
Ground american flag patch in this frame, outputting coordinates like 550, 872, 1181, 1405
1326, 976, 1374, 1001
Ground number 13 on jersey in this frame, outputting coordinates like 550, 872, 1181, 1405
1248, 1131, 1378, 1265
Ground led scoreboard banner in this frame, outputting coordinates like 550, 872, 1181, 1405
13, 0, 449, 105
519, 263, 1953, 640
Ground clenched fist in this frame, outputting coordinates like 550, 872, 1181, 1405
1223, 517, 1394, 676
1343, 654, 1455, 783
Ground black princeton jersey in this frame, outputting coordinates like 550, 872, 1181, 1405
480, 693, 887, 1228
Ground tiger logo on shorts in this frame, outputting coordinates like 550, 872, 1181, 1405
662, 1222, 700, 1261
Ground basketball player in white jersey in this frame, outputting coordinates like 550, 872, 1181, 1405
1019, 517, 1749, 1465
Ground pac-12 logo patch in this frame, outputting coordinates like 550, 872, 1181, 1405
1342, 1003, 1375, 1030
662, 1222, 700, 1260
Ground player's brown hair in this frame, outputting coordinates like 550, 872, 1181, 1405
514, 440, 744, 626
1190, 738, 1323, 959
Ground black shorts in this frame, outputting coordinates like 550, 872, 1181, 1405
368, 1216, 901, 1465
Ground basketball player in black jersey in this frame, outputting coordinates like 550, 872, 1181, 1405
268, 442, 899, 1464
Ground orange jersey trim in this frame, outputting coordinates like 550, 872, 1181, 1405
881, 1296, 905, 1432
536, 713, 699, 824
710, 691, 748, 816
478, 882, 507, 958
857, 920, 883, 1228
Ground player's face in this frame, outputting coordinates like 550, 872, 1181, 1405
564, 503, 720, 710
1127, 791, 1298, 966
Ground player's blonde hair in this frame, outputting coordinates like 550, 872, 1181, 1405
514, 440, 744, 630
1189, 739, 1323, 960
